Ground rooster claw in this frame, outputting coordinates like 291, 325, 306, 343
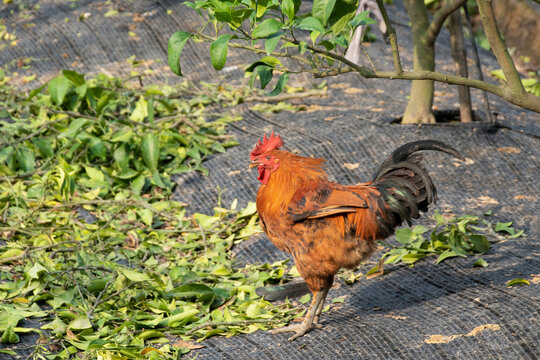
269, 322, 320, 341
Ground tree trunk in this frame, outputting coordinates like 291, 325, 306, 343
448, 9, 473, 123
402, 0, 436, 124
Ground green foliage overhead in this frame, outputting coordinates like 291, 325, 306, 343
168, 0, 376, 94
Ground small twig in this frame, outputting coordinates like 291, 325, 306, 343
185, 319, 278, 336
50, 265, 114, 276
47, 108, 98, 121
360, 45, 377, 72
2, 117, 65, 147
95, 281, 138, 307
0, 240, 81, 264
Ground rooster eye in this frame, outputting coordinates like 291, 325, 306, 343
266, 155, 271, 160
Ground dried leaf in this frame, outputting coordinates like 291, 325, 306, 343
173, 340, 205, 349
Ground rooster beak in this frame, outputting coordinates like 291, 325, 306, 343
249, 162, 259, 169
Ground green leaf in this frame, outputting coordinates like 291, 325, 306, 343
89, 137, 107, 160
252, 18, 282, 38
506, 278, 530, 287
264, 32, 282, 55
250, 65, 273, 90
96, 92, 112, 114
159, 308, 199, 327
31, 138, 54, 158
495, 221, 513, 234
138, 208, 153, 227
48, 75, 71, 105
312, 0, 337, 27
84, 166, 105, 181
395, 228, 414, 244
16, 146, 35, 172
28, 82, 47, 100
28, 263, 48, 279
329, 0, 358, 35
401, 253, 427, 264
62, 70, 85, 86
113, 146, 129, 172
110, 130, 134, 143
130, 96, 148, 122
141, 134, 160, 170
131, 174, 146, 195
473, 259, 488, 268
349, 10, 376, 28
114, 168, 139, 180
412, 225, 430, 235
194, 213, 219, 229
254, 0, 270, 17
59, 118, 88, 139
40, 318, 67, 336
138, 330, 165, 339
210, 34, 234, 70
118, 268, 150, 282
469, 234, 490, 254
436, 250, 460, 264
168, 31, 192, 76
297, 16, 325, 34
152, 170, 167, 189
268, 72, 289, 96
508, 229, 525, 238
68, 316, 92, 330
0, 249, 24, 260
299, 293, 311, 304
245, 56, 282, 72
281, 0, 296, 21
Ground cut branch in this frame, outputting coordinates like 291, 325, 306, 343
0, 240, 81, 264
185, 319, 278, 336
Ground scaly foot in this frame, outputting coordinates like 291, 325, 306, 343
269, 321, 320, 341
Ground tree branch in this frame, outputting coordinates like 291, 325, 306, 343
376, 0, 402, 73
475, 0, 525, 94
280, 35, 540, 113
425, 0, 467, 46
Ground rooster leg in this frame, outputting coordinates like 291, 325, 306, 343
312, 287, 330, 327
269, 288, 329, 341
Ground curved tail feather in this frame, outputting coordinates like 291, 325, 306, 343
372, 140, 462, 236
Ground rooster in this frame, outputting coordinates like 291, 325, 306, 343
249, 132, 463, 340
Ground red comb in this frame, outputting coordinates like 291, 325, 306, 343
250, 131, 284, 160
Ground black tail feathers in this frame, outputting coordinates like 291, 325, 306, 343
372, 140, 462, 233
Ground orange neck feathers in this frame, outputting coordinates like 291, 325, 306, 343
256, 151, 327, 217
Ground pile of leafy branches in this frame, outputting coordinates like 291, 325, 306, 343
0, 72, 303, 358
